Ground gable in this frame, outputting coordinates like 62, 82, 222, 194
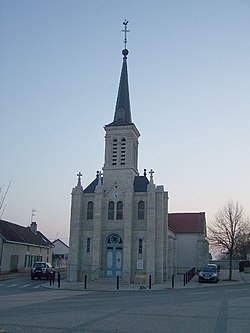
52, 239, 69, 253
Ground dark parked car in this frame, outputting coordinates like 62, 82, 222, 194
31, 262, 56, 280
198, 264, 220, 283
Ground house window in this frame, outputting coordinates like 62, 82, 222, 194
138, 201, 145, 220
138, 239, 143, 254
108, 201, 115, 220
24, 255, 42, 268
87, 201, 94, 219
86, 238, 91, 253
116, 201, 123, 220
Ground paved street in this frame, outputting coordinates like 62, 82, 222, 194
0, 277, 45, 295
0, 270, 250, 333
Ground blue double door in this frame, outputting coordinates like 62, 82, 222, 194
105, 234, 123, 277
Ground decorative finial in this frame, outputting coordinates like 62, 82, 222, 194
144, 169, 147, 177
149, 169, 154, 181
77, 171, 82, 185
122, 20, 130, 58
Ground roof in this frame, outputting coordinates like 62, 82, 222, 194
0, 219, 54, 248
168, 212, 206, 234
106, 49, 132, 127
52, 238, 69, 248
134, 176, 149, 192
84, 177, 100, 193
83, 175, 149, 194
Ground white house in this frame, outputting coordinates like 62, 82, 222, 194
52, 239, 69, 268
169, 212, 209, 273
0, 219, 54, 273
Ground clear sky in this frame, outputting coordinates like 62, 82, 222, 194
1, 0, 249, 244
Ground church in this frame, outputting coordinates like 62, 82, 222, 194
67, 22, 209, 284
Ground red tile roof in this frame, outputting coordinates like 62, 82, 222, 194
168, 212, 206, 233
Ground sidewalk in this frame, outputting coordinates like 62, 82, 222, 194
42, 269, 250, 292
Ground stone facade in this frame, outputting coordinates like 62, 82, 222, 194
67, 46, 170, 284
67, 43, 209, 284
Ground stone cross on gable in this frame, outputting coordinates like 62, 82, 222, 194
149, 169, 154, 179
77, 172, 82, 185
96, 170, 103, 179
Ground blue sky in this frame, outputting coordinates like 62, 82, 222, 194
1, 0, 250, 243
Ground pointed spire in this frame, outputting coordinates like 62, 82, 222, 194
106, 20, 132, 127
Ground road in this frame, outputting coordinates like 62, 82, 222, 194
0, 274, 48, 295
0, 275, 250, 333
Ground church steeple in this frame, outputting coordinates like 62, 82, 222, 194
107, 20, 132, 127
103, 20, 140, 180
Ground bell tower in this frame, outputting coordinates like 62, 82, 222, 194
103, 20, 140, 187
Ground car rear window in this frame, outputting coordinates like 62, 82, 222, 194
34, 263, 46, 268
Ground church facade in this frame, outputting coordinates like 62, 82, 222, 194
67, 29, 209, 284
67, 44, 170, 284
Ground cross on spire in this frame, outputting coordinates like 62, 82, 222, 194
122, 19, 130, 49
149, 169, 154, 179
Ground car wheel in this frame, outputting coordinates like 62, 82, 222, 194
31, 276, 34, 280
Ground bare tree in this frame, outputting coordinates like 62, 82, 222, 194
233, 230, 250, 259
208, 200, 249, 280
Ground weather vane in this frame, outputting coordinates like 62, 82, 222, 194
122, 20, 130, 49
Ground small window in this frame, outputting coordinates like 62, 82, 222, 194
139, 239, 143, 254
138, 201, 145, 220
87, 238, 91, 253
108, 201, 115, 220
87, 201, 94, 219
116, 201, 123, 220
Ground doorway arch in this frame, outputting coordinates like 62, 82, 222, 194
105, 234, 123, 277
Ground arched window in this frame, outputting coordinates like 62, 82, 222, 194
87, 201, 94, 219
138, 239, 143, 254
86, 238, 91, 253
108, 201, 115, 220
116, 201, 123, 220
138, 201, 145, 220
